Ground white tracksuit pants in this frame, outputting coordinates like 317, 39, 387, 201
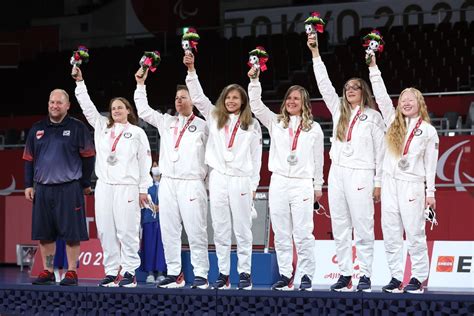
381, 175, 429, 282
269, 174, 315, 279
159, 177, 209, 278
95, 180, 141, 276
328, 165, 375, 277
209, 169, 253, 275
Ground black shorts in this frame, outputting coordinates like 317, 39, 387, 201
32, 180, 89, 242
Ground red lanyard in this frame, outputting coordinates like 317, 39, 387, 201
174, 114, 195, 149
225, 117, 241, 149
402, 117, 422, 156
346, 109, 361, 142
110, 125, 128, 152
289, 122, 303, 152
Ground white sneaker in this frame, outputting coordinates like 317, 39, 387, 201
146, 274, 155, 284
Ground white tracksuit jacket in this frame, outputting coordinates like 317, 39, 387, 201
134, 84, 210, 278
75, 81, 152, 277
186, 71, 262, 276
248, 78, 324, 280
369, 65, 439, 282
312, 57, 385, 279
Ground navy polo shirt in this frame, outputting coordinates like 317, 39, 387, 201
23, 115, 95, 185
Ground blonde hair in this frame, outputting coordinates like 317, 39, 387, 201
386, 87, 431, 156
277, 85, 313, 131
335, 78, 375, 141
213, 84, 253, 130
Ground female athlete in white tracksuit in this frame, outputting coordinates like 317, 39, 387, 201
308, 34, 385, 292
368, 54, 439, 294
247, 67, 324, 291
73, 67, 152, 288
134, 68, 210, 289
184, 53, 262, 290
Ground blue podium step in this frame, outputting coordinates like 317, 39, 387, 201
136, 250, 279, 286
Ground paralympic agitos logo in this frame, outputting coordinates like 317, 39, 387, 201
436, 140, 473, 192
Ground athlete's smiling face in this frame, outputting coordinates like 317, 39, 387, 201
224, 89, 243, 114
175, 89, 193, 117
110, 99, 130, 124
344, 79, 362, 107
285, 90, 303, 116
399, 90, 420, 118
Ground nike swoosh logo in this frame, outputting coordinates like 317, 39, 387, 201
240, 193, 248, 196
74, 207, 81, 211
409, 199, 416, 202
189, 198, 197, 201
128, 200, 134, 203
303, 198, 309, 201
357, 187, 365, 191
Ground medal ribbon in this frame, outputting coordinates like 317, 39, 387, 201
174, 114, 195, 150
346, 109, 361, 142
110, 124, 129, 153
402, 117, 422, 156
289, 122, 303, 152
224, 117, 241, 149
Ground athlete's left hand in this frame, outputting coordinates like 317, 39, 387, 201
83, 187, 93, 195
373, 187, 381, 203
314, 190, 323, 202
139, 193, 148, 208
425, 197, 436, 209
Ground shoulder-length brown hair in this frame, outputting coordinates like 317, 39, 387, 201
212, 84, 253, 130
277, 85, 313, 131
335, 78, 375, 142
106, 97, 138, 128
386, 87, 431, 156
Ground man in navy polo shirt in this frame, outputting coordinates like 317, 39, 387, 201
23, 88, 95, 286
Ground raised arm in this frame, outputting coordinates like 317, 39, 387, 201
312, 123, 324, 198
372, 112, 385, 191
134, 67, 165, 132
367, 55, 396, 126
247, 68, 278, 130
73, 67, 107, 128
184, 53, 214, 119
250, 120, 263, 193
307, 34, 340, 116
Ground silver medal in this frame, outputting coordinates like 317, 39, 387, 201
170, 151, 180, 162
398, 157, 410, 171
107, 152, 118, 165
287, 153, 298, 165
224, 151, 235, 162
342, 143, 354, 157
